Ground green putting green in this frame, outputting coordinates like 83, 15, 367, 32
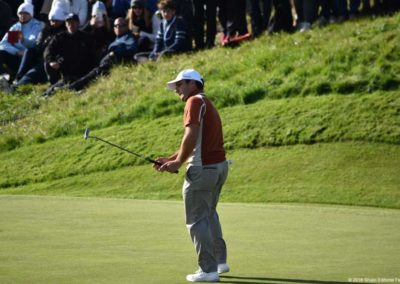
1, 196, 399, 284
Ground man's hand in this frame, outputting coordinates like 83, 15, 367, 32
154, 157, 181, 173
159, 159, 182, 173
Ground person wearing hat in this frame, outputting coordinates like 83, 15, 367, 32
43, 13, 95, 95
12, 3, 67, 87
50, 0, 88, 27
59, 17, 137, 93
127, 0, 153, 52
84, 1, 114, 63
154, 69, 230, 282
0, 1, 44, 82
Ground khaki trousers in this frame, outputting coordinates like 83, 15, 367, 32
182, 160, 229, 273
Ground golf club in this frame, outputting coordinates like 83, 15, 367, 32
84, 128, 178, 173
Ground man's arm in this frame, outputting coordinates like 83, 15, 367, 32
156, 123, 199, 173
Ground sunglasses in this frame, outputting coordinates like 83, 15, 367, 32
114, 24, 127, 28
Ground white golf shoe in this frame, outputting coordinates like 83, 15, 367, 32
186, 270, 219, 282
217, 263, 230, 274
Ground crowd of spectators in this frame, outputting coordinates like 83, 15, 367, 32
0, 0, 399, 95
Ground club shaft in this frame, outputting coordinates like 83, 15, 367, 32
90, 136, 161, 165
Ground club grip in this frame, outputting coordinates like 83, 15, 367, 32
150, 159, 179, 174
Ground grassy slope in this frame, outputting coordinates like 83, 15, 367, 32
1, 14, 399, 208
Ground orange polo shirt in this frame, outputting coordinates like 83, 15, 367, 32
184, 93, 226, 166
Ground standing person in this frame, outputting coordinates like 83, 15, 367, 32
293, 0, 318, 31
218, 0, 251, 46
154, 69, 230, 282
248, 0, 272, 37
192, 0, 217, 49
0, 0, 13, 39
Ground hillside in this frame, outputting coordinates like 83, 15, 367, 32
1, 14, 399, 208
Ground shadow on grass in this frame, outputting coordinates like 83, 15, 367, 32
220, 275, 359, 284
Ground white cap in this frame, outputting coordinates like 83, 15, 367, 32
48, 4, 67, 21
167, 69, 203, 90
91, 1, 107, 17
17, 2, 34, 17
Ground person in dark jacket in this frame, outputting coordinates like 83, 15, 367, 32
0, 0, 13, 39
192, 0, 217, 49
57, 17, 137, 92
149, 0, 188, 60
43, 13, 95, 96
84, 1, 115, 63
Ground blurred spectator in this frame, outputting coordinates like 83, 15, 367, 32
127, 0, 153, 52
293, 0, 318, 31
248, 0, 272, 37
4, 0, 24, 21
51, 0, 88, 27
268, 0, 294, 33
138, 0, 189, 61
84, 1, 115, 63
110, 0, 130, 19
219, 0, 251, 46
39, 0, 53, 22
145, 0, 158, 15
57, 17, 138, 92
13, 4, 67, 87
349, 0, 361, 18
193, 0, 217, 49
0, 0, 13, 39
0, 2, 44, 82
43, 13, 95, 96
174, 0, 194, 51
319, 0, 346, 26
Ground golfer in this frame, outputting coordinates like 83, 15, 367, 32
154, 69, 230, 282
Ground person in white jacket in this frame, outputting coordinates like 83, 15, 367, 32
0, 1, 44, 81
51, 0, 87, 27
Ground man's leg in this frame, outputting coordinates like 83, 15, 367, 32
183, 166, 219, 273
210, 161, 229, 265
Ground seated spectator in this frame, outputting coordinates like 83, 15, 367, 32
0, 0, 13, 39
127, 0, 153, 52
84, 1, 115, 63
43, 13, 95, 96
135, 0, 188, 62
0, 2, 44, 83
12, 4, 67, 88
51, 0, 88, 27
53, 17, 137, 92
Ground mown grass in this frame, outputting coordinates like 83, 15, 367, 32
0, 14, 399, 209
1, 196, 399, 283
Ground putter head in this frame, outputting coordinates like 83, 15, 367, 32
84, 128, 90, 140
